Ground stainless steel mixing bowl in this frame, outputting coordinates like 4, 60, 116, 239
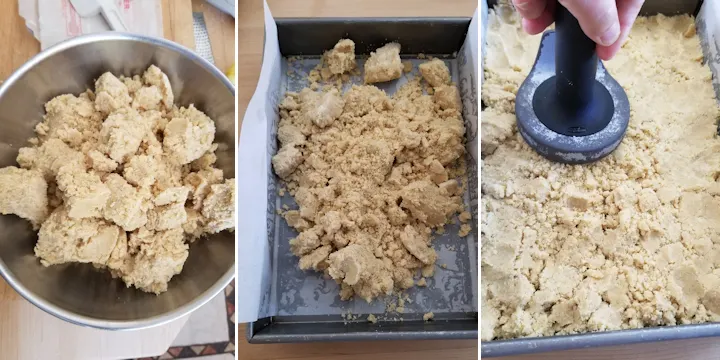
0, 33, 235, 330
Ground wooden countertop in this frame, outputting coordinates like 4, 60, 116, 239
237, 1, 720, 359
0, 0, 233, 359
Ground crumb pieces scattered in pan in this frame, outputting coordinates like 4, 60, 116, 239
272, 38, 470, 303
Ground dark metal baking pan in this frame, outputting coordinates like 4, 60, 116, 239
249, 314, 478, 343
275, 18, 471, 56
248, 17, 478, 344
484, 323, 720, 357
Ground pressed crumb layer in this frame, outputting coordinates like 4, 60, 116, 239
482, 6, 720, 340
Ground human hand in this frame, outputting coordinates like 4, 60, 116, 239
512, 0, 645, 60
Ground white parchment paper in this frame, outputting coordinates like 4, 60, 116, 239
237, 0, 280, 323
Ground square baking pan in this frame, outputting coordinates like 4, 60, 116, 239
480, 0, 720, 357
245, 14, 480, 343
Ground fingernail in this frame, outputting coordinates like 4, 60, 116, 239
599, 23, 620, 46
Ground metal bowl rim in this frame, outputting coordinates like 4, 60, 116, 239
0, 31, 236, 330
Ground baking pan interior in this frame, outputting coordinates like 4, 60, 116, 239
249, 18, 478, 342
480, 0, 720, 357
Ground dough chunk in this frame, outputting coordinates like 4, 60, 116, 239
304, 89, 345, 128
36, 93, 102, 147
299, 244, 332, 271
106, 227, 129, 272
144, 110, 168, 136
56, 165, 110, 219
400, 180, 455, 226
152, 154, 187, 192
280, 95, 300, 111
201, 179, 235, 233
190, 149, 218, 171
123, 154, 158, 188
87, 150, 118, 172
117, 227, 188, 294
120, 75, 143, 94
184, 168, 224, 210
132, 85, 163, 111
588, 304, 623, 331
146, 202, 187, 231
703, 290, 720, 315
143, 65, 174, 108
290, 227, 322, 256
343, 139, 394, 184
439, 179, 461, 196
35, 207, 123, 266
94, 72, 132, 114
154, 186, 190, 206
433, 85, 462, 111
318, 210, 342, 236
183, 207, 207, 241
285, 210, 310, 232
17, 138, 84, 180
342, 85, 389, 117
419, 59, 451, 87
364, 42, 403, 83
102, 174, 149, 231
100, 107, 149, 162
480, 110, 515, 156
0, 167, 48, 226
428, 159, 449, 184
163, 105, 216, 164
327, 244, 394, 302
272, 145, 304, 179
277, 123, 306, 146
294, 187, 319, 220
399, 225, 437, 265
326, 39, 356, 75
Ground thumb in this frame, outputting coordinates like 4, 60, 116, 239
558, 0, 621, 46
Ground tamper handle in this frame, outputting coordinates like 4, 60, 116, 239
555, 5, 598, 111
